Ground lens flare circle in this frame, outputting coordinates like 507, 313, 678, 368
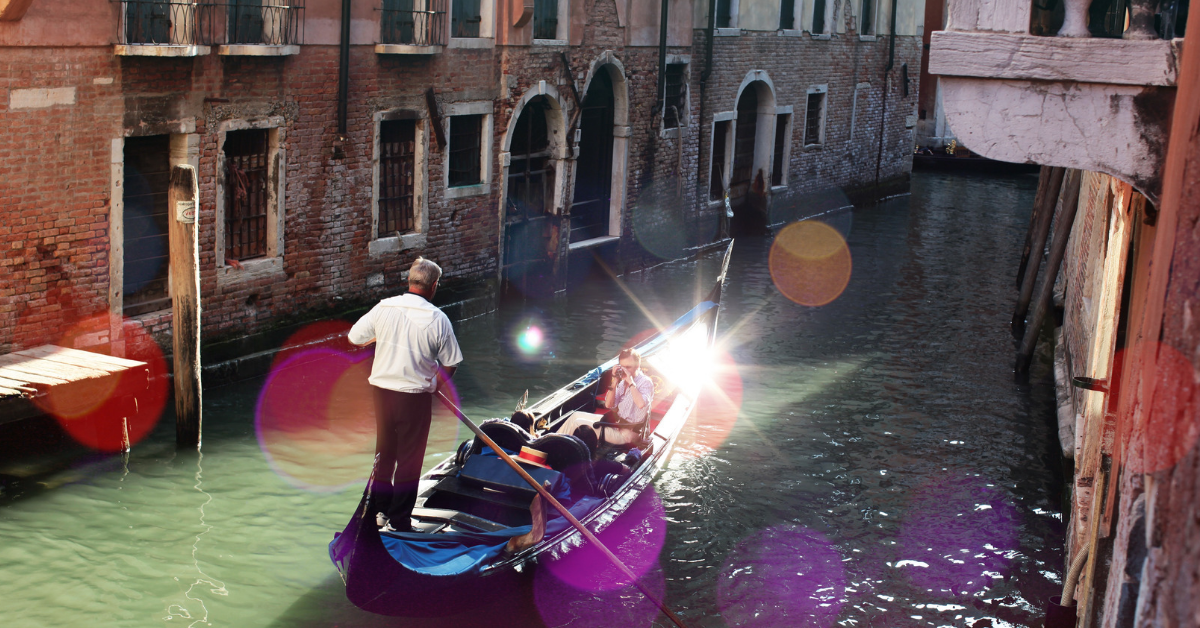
534, 559, 667, 628
256, 347, 376, 491
517, 325, 545, 355
1126, 341, 1200, 474
541, 487, 667, 593
42, 316, 168, 452
769, 220, 852, 307
717, 525, 847, 627
895, 474, 1020, 597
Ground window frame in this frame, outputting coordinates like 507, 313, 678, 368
371, 110, 429, 257
808, 0, 831, 38
660, 57, 691, 135
531, 0, 569, 44
771, 107, 793, 189
803, 86, 828, 149
448, 0, 494, 46
858, 0, 878, 38
778, 0, 797, 30
708, 112, 736, 204
443, 101, 494, 200
215, 117, 286, 285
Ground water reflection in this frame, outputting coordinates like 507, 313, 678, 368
0, 172, 1062, 628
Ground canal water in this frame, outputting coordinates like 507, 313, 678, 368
0, 170, 1064, 628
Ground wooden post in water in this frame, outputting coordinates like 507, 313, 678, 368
168, 165, 202, 449
1016, 169, 1082, 377
1013, 166, 1066, 338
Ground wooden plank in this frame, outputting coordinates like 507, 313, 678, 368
0, 355, 113, 382
0, 365, 68, 387
13, 349, 129, 375
0, 386, 25, 397
930, 31, 1178, 87
17, 345, 145, 369
0, 375, 37, 394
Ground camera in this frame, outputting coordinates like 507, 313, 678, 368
614, 366, 627, 380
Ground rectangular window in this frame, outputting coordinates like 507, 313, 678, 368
715, 0, 733, 28
379, 120, 417, 237
383, 0, 448, 46
452, 0, 482, 37
122, 135, 172, 316
772, 114, 790, 187
811, 0, 826, 34
804, 92, 825, 146
710, 120, 731, 201
860, 0, 874, 34
448, 114, 483, 187
663, 64, 687, 129
224, 129, 271, 261
228, 0, 265, 44
534, 0, 558, 40
779, 0, 795, 29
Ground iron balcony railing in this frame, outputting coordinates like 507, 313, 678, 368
380, 0, 448, 46
115, 1, 305, 47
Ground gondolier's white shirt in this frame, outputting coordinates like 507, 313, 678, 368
348, 293, 463, 394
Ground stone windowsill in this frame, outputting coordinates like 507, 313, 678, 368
445, 182, 488, 199
811, 33, 832, 40
532, 39, 567, 46
568, 235, 619, 252
375, 43, 444, 55
770, 184, 788, 193
114, 44, 211, 57
448, 37, 494, 49
218, 44, 300, 56
369, 233, 427, 257
217, 256, 285, 289
778, 29, 804, 37
660, 126, 683, 139
859, 34, 878, 42
714, 28, 741, 37
803, 143, 824, 151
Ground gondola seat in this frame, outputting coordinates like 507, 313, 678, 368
528, 433, 596, 497
468, 419, 533, 457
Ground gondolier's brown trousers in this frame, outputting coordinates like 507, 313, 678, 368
371, 387, 433, 530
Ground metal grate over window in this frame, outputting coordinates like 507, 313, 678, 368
448, 114, 483, 187
663, 64, 687, 129
805, 93, 825, 146
379, 119, 417, 237
533, 0, 558, 39
381, 0, 448, 46
224, 129, 271, 262
451, 0, 481, 37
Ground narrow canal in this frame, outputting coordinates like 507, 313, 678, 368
0, 170, 1064, 628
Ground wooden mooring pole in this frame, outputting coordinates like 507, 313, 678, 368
1013, 166, 1066, 338
168, 165, 202, 449
1016, 169, 1082, 378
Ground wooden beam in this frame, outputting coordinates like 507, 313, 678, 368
930, 31, 1179, 87
169, 165, 202, 449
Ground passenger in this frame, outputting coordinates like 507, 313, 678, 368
509, 409, 536, 435
557, 348, 653, 446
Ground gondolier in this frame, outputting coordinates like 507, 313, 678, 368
349, 257, 463, 533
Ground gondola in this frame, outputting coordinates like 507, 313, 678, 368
329, 243, 732, 616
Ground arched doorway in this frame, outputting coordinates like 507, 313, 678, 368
730, 78, 775, 235
571, 69, 615, 242
503, 95, 558, 297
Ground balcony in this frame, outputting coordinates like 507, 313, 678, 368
376, 0, 447, 54
113, 1, 304, 58
927, 0, 1185, 203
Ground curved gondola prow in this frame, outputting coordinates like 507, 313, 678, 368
704, 240, 734, 310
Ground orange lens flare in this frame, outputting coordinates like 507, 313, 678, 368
769, 220, 853, 307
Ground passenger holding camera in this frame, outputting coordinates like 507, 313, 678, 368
558, 347, 653, 446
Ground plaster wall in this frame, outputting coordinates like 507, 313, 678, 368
0, 0, 113, 46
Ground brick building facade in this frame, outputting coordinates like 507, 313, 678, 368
0, 0, 923, 364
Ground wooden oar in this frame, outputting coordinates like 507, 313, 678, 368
435, 390, 689, 628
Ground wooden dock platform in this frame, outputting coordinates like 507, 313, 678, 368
0, 346, 150, 449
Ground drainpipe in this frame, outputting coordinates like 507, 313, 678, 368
873, 0, 899, 188
696, 0, 718, 235
655, 0, 671, 116
337, 0, 351, 141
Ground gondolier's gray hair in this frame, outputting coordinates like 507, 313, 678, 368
408, 257, 442, 290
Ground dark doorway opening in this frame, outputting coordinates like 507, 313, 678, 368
122, 135, 172, 316
503, 97, 557, 298
730, 87, 769, 236
571, 69, 615, 244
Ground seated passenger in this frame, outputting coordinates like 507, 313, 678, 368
557, 348, 653, 446
509, 409, 536, 435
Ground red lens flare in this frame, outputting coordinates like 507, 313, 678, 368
1125, 341, 1200, 474
256, 347, 376, 491
717, 525, 847, 627
39, 316, 168, 453
269, 320, 355, 374
769, 220, 853, 307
